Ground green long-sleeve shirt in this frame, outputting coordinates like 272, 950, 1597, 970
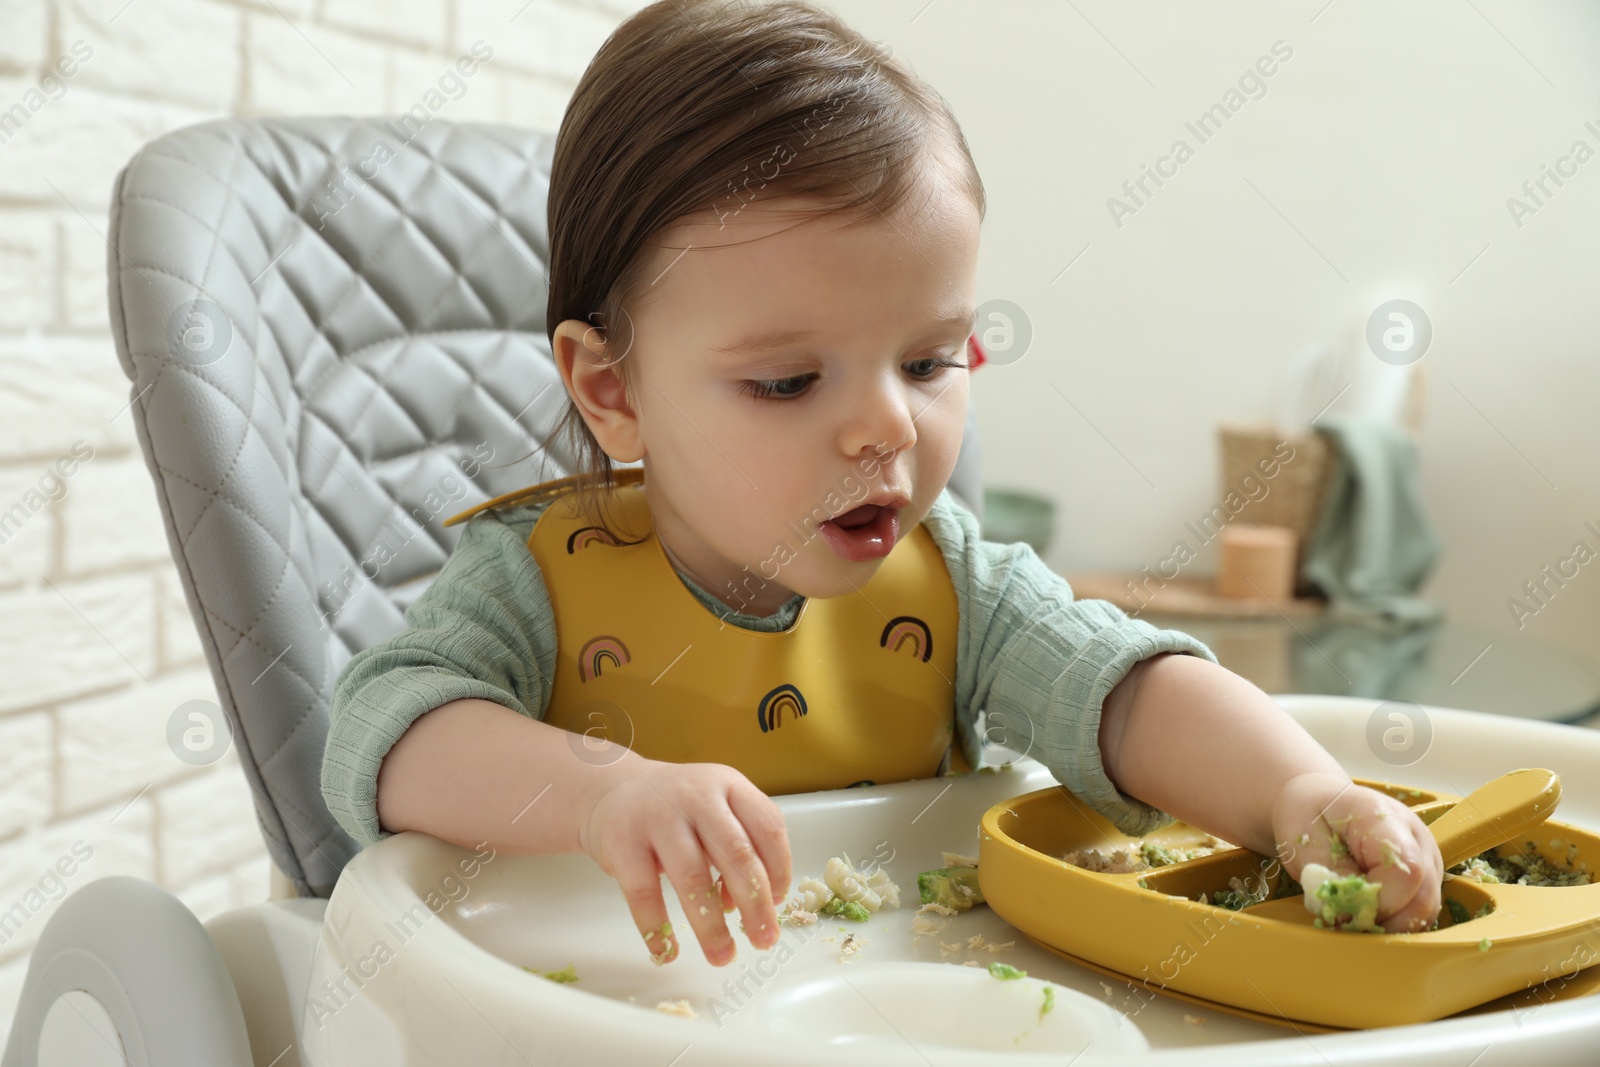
321, 486, 1217, 847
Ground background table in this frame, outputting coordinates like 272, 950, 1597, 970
1134, 613, 1600, 727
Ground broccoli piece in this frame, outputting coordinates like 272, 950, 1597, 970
1139, 842, 1183, 867
1040, 985, 1056, 1020
1479, 938, 1493, 952
918, 866, 985, 911
820, 897, 871, 922
1211, 888, 1256, 911
988, 961, 1027, 980
524, 963, 578, 983
1301, 863, 1383, 933
1199, 874, 1270, 911
1445, 897, 1472, 925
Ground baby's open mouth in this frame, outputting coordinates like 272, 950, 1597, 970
818, 504, 899, 561
830, 504, 883, 529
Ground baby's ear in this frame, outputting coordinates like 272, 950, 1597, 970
553, 317, 644, 463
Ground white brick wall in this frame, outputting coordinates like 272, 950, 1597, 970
0, 0, 651, 1049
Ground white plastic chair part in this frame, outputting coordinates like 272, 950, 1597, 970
0, 876, 253, 1067
205, 899, 330, 1067
303, 759, 1153, 1066
298, 695, 1600, 1066
270, 862, 299, 903
36, 991, 126, 1066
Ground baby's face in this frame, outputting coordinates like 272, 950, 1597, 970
607, 165, 980, 615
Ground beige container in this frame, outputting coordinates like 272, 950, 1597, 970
1218, 422, 1338, 592
1216, 523, 1298, 600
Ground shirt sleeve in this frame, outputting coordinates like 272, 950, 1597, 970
921, 488, 1220, 837
320, 505, 556, 847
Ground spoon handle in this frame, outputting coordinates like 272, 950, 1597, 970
1426, 768, 1560, 871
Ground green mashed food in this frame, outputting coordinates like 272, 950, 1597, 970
1061, 836, 1232, 875
1447, 840, 1593, 888
1301, 864, 1383, 932
917, 866, 985, 911
820, 897, 872, 922
524, 963, 578, 983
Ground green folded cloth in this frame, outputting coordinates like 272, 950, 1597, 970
1301, 414, 1443, 626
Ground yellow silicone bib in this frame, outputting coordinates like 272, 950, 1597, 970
511, 472, 966, 793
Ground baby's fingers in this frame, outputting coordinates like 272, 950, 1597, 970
654, 827, 741, 966
1370, 820, 1443, 933
698, 810, 781, 953
727, 778, 792, 908
610, 841, 682, 965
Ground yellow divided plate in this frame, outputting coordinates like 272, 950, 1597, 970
978, 778, 1600, 1030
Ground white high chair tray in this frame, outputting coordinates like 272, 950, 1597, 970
300, 696, 1600, 1066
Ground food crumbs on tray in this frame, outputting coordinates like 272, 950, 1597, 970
646, 920, 677, 964
839, 933, 868, 961
1184, 1013, 1205, 1026
942, 851, 979, 868
1479, 938, 1493, 952
524, 963, 579, 983
918, 865, 986, 911
988, 961, 1027, 980
1040, 985, 1056, 1020
820, 898, 872, 922
781, 857, 903, 924
1061, 834, 1232, 875
656, 999, 696, 1019
1100, 981, 1115, 999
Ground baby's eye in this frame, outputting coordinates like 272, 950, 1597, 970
739, 373, 816, 401
905, 356, 968, 380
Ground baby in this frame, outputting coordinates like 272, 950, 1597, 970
321, 0, 1443, 969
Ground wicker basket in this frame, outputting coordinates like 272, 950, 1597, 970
1217, 422, 1339, 594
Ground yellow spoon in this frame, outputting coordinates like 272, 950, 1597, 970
1243, 767, 1562, 926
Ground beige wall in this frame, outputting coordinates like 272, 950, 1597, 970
828, 0, 1600, 678
0, 0, 648, 1044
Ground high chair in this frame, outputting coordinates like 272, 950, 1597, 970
5, 117, 1599, 1066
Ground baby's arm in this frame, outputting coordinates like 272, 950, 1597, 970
376, 696, 637, 855
1100, 653, 1444, 932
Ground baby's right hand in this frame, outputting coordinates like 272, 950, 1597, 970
577, 759, 791, 966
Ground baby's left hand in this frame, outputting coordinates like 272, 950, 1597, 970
1271, 772, 1444, 933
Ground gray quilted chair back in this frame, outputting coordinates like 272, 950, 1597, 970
105, 116, 986, 900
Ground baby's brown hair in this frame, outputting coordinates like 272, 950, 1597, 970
543, 0, 986, 537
